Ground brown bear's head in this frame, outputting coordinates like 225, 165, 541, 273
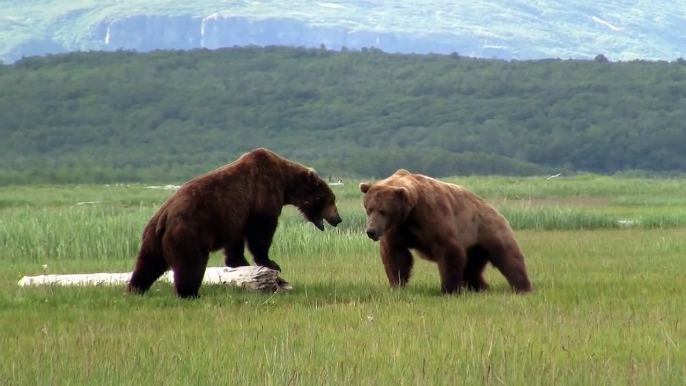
359, 181, 416, 242
290, 168, 342, 231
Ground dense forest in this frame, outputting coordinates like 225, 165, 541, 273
1, 46, 685, 185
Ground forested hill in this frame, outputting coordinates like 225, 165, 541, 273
1, 47, 685, 185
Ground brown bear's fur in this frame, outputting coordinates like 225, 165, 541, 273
127, 148, 342, 299
359, 169, 532, 295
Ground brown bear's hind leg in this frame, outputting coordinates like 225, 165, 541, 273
223, 237, 250, 268
484, 242, 532, 293
128, 240, 169, 296
245, 216, 281, 272
163, 230, 211, 299
464, 246, 490, 292
171, 256, 209, 299
437, 243, 467, 295
380, 238, 414, 288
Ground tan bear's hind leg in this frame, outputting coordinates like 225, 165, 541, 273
380, 238, 414, 288
485, 242, 532, 293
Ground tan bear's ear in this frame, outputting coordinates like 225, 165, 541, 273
359, 183, 371, 194
394, 186, 409, 201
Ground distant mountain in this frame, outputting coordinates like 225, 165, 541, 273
2, 0, 685, 64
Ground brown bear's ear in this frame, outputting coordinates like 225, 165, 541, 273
394, 186, 409, 202
359, 183, 371, 194
307, 168, 319, 180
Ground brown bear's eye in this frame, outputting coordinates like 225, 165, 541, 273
379, 209, 387, 216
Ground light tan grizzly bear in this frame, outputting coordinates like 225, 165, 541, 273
127, 148, 342, 299
359, 169, 532, 295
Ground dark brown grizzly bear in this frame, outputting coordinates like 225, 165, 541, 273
359, 169, 532, 295
127, 148, 342, 299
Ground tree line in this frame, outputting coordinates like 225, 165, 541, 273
1, 46, 685, 185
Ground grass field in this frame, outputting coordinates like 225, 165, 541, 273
1, 174, 685, 384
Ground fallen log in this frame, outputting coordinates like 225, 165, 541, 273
17, 266, 292, 293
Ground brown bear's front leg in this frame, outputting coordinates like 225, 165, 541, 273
380, 238, 414, 287
437, 243, 467, 295
223, 237, 250, 268
245, 216, 282, 272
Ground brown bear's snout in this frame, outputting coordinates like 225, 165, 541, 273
322, 204, 342, 228
326, 213, 342, 227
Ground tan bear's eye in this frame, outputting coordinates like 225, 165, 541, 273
379, 209, 387, 216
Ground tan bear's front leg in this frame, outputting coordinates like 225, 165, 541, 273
380, 238, 414, 287
437, 243, 467, 295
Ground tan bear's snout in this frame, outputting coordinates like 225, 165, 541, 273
364, 217, 384, 241
365, 228, 380, 241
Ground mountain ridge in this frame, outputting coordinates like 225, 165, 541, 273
2, 0, 685, 64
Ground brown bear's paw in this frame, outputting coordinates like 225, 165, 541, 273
175, 288, 202, 299
258, 260, 282, 272
224, 256, 251, 268
465, 280, 490, 292
440, 282, 463, 295
125, 284, 148, 296
513, 284, 533, 294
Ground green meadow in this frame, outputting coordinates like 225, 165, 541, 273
1, 174, 685, 384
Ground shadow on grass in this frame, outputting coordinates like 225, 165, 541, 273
2, 280, 530, 313
0, 263, 542, 314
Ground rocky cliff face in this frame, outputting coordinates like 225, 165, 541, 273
2, 1, 685, 64
87, 14, 498, 59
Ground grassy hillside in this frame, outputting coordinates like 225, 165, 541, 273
1, 46, 686, 185
1, 0, 685, 64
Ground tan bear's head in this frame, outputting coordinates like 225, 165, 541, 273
359, 182, 415, 242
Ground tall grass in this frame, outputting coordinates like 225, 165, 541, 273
437, 174, 686, 199
2, 173, 686, 208
2, 202, 685, 265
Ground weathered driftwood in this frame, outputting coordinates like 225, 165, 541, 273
17, 266, 292, 293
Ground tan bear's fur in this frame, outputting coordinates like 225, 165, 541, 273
359, 169, 532, 295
